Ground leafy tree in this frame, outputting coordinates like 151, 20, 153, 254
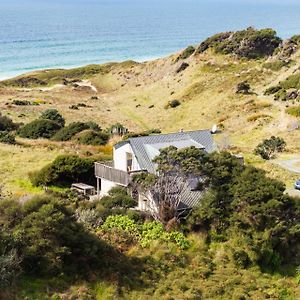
40, 109, 65, 127
254, 136, 286, 160
29, 155, 95, 187
133, 146, 209, 227
18, 119, 61, 139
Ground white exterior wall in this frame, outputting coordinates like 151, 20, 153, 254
100, 179, 118, 196
113, 143, 141, 171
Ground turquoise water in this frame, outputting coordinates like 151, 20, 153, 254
1, 0, 300, 79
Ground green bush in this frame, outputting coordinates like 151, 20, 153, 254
74, 129, 109, 146
198, 28, 281, 59
0, 195, 106, 276
264, 85, 282, 95
52, 122, 96, 141
102, 215, 190, 250
263, 60, 289, 71
12, 100, 32, 106
100, 187, 136, 209
0, 132, 16, 145
18, 119, 61, 139
280, 73, 300, 90
40, 109, 65, 127
254, 136, 286, 159
29, 154, 95, 187
176, 46, 195, 61
286, 106, 300, 117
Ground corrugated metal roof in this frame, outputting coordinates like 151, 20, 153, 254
128, 129, 215, 174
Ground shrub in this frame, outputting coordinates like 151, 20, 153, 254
29, 155, 95, 186
102, 215, 190, 249
18, 119, 61, 139
40, 109, 65, 127
280, 73, 300, 90
176, 46, 195, 61
263, 60, 288, 71
264, 85, 282, 95
166, 99, 181, 109
10, 195, 106, 276
198, 27, 281, 59
100, 187, 136, 209
12, 100, 32, 106
286, 106, 300, 118
0, 132, 16, 145
52, 122, 91, 141
0, 113, 18, 132
74, 130, 109, 146
274, 89, 287, 101
254, 136, 286, 160
236, 81, 251, 94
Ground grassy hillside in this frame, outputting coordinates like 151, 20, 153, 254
0, 28, 299, 194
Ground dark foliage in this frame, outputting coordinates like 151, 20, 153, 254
254, 136, 286, 160
198, 28, 282, 59
52, 122, 93, 141
29, 155, 95, 187
0, 132, 16, 144
100, 187, 136, 209
74, 130, 109, 146
40, 109, 65, 127
18, 119, 62, 139
166, 99, 181, 109
236, 81, 251, 94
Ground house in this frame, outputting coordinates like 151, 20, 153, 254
95, 129, 216, 211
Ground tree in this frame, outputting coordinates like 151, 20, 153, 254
254, 136, 286, 160
40, 109, 65, 127
133, 146, 209, 227
29, 155, 95, 187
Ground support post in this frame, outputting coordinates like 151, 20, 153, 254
97, 177, 100, 196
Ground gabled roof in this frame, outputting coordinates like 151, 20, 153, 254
117, 129, 216, 174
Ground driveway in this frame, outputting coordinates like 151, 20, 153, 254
274, 158, 300, 174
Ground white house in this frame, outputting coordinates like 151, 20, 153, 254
95, 129, 216, 211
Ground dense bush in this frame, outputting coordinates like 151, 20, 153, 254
123, 128, 161, 139
102, 215, 190, 249
0, 132, 16, 144
52, 122, 97, 141
176, 46, 195, 61
0, 113, 19, 132
29, 154, 95, 187
264, 85, 282, 95
74, 129, 109, 146
198, 28, 281, 59
187, 151, 300, 267
18, 119, 61, 139
40, 109, 65, 127
0, 195, 106, 277
254, 136, 286, 159
100, 187, 136, 209
236, 81, 251, 94
12, 99, 32, 106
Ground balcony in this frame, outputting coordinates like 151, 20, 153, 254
95, 162, 130, 186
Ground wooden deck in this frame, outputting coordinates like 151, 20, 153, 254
95, 162, 130, 186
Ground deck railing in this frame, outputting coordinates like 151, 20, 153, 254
95, 162, 130, 186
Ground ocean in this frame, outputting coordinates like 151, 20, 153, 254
1, 0, 300, 80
